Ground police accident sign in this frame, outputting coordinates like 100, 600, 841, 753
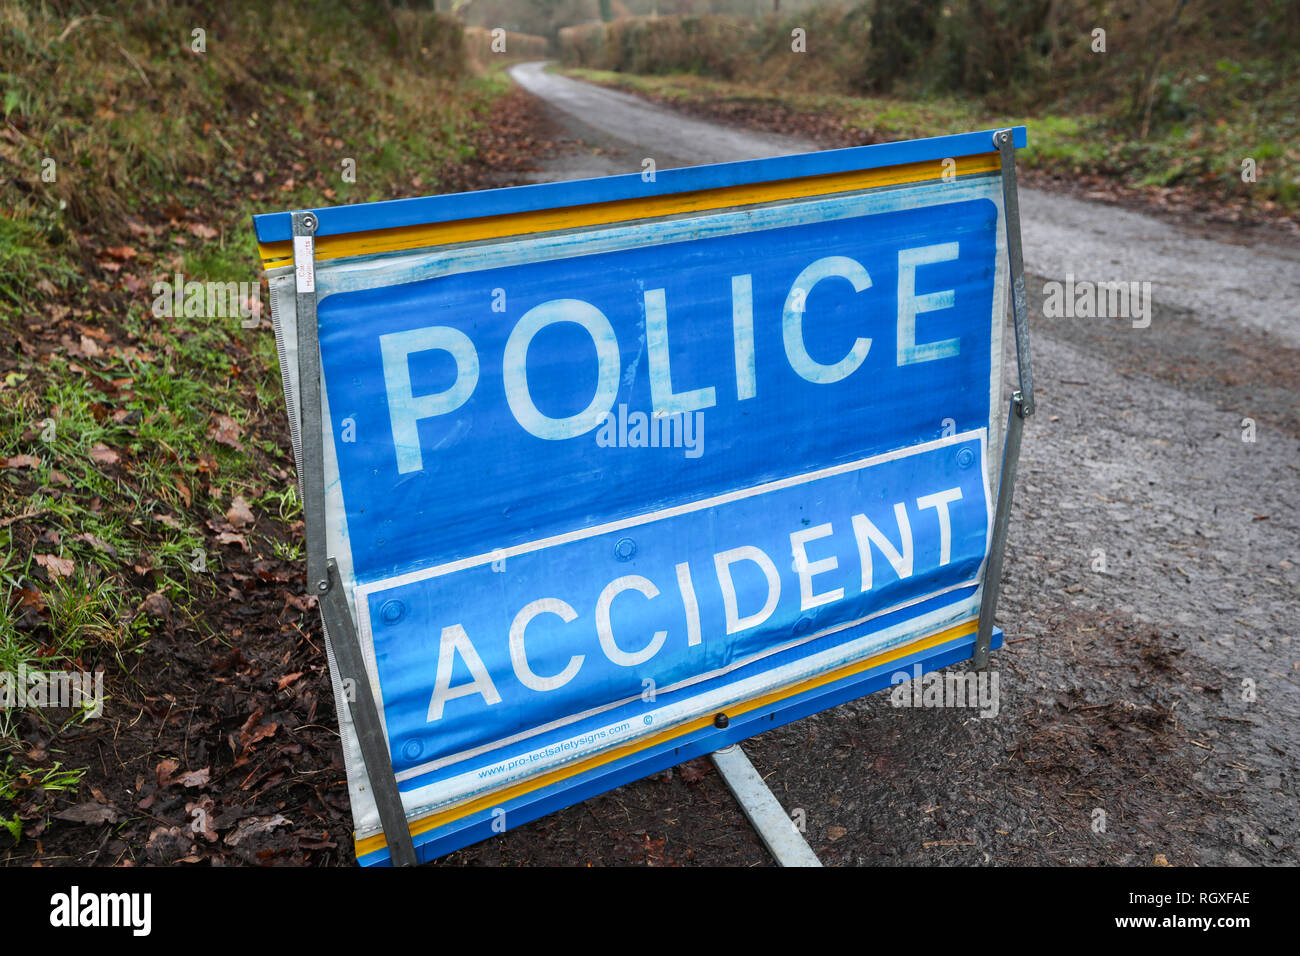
253, 127, 1026, 864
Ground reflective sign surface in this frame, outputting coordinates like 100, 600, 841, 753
255, 129, 1022, 863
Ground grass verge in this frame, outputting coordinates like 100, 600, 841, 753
559, 66, 1298, 226
0, 1, 531, 859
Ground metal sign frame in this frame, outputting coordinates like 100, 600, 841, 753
257, 127, 1032, 866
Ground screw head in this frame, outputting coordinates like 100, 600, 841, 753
301, 213, 318, 232
713, 712, 729, 729
316, 579, 329, 593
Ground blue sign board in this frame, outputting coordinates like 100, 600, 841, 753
255, 127, 1025, 863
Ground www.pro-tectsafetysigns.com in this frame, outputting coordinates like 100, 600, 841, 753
257, 134, 1018, 861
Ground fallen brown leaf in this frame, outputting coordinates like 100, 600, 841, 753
209, 414, 245, 451
88, 442, 120, 465
186, 798, 219, 842
224, 813, 291, 846
138, 591, 172, 620
175, 767, 210, 788
217, 531, 249, 551
225, 496, 255, 529
73, 532, 118, 556
0, 454, 40, 469
155, 758, 180, 787
35, 553, 74, 577
55, 802, 120, 825
678, 757, 711, 784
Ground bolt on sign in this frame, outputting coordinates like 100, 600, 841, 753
252, 127, 1034, 865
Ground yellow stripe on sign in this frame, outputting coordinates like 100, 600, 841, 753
260, 155, 1000, 271
354, 618, 978, 859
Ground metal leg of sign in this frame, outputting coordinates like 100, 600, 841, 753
975, 130, 1035, 671
995, 128, 1035, 417
711, 744, 823, 867
291, 212, 330, 599
975, 392, 1026, 671
320, 560, 418, 867
290, 214, 416, 867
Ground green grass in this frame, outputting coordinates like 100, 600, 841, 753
0, 215, 75, 310
0, 757, 84, 837
0, 0, 516, 837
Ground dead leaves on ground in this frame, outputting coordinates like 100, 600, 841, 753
88, 442, 120, 465
0, 66, 554, 872
55, 801, 121, 825
156, 759, 210, 790
136, 590, 172, 622
215, 531, 249, 551
205, 494, 256, 551
1, 453, 42, 469
231, 709, 279, 767
225, 495, 255, 530
124, 697, 321, 864
34, 553, 75, 578
209, 414, 245, 451
72, 531, 117, 556
224, 814, 291, 847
